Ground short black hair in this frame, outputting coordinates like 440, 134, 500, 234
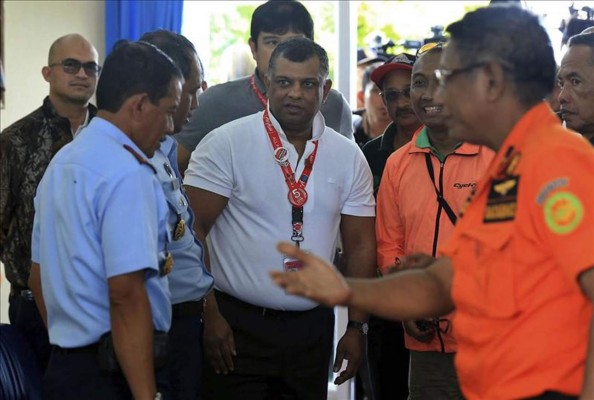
139, 29, 201, 80
250, 1, 314, 47
568, 32, 594, 64
268, 37, 328, 80
97, 40, 183, 112
446, 5, 555, 106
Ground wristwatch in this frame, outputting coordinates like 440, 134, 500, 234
347, 320, 369, 335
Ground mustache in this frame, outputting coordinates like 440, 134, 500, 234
394, 107, 414, 117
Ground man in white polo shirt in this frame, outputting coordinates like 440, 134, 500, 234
184, 37, 376, 399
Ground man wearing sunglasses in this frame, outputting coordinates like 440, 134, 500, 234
271, 6, 594, 400
362, 53, 421, 194
376, 43, 493, 400
357, 52, 420, 400
0, 33, 99, 374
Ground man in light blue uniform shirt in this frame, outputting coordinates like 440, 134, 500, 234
141, 30, 214, 400
28, 41, 183, 400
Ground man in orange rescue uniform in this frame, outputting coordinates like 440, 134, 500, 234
270, 5, 594, 400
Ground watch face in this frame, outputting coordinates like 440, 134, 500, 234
361, 323, 369, 335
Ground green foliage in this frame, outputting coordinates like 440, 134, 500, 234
191, 0, 490, 85
209, 4, 256, 60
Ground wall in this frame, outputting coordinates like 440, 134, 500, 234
0, 0, 105, 323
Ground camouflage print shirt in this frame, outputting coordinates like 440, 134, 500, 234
0, 96, 97, 288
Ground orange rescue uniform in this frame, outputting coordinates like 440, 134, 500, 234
441, 103, 594, 399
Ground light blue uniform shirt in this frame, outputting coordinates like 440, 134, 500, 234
31, 117, 172, 347
151, 136, 213, 304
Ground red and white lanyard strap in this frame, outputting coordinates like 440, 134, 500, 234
263, 109, 319, 247
250, 74, 267, 107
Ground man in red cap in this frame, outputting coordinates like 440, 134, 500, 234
362, 53, 422, 193
359, 53, 421, 400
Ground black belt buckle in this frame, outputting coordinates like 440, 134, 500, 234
20, 290, 34, 301
10, 285, 34, 301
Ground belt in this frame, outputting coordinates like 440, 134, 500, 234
172, 299, 205, 319
214, 290, 319, 317
10, 284, 34, 300
52, 342, 100, 355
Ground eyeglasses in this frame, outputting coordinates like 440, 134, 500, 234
49, 58, 101, 77
380, 88, 411, 103
416, 42, 445, 57
434, 62, 487, 87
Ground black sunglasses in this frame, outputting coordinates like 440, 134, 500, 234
49, 58, 101, 77
380, 88, 411, 103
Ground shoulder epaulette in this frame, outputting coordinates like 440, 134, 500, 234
123, 144, 157, 174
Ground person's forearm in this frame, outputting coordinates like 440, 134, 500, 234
28, 262, 48, 327
346, 259, 454, 321
581, 316, 594, 399
110, 279, 156, 400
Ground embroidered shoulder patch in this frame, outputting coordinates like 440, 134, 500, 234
536, 177, 569, 205
543, 191, 583, 234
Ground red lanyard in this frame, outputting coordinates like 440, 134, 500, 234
250, 74, 267, 107
263, 108, 319, 246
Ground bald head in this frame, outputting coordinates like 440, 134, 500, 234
43, 34, 99, 106
48, 34, 98, 65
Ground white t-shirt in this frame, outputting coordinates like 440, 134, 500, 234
184, 108, 375, 310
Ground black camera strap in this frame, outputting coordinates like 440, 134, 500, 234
425, 153, 457, 226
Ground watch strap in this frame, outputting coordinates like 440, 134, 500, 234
347, 320, 368, 335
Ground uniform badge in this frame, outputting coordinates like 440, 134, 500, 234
174, 218, 186, 241
484, 176, 519, 223
536, 177, 569, 205
543, 191, 584, 234
161, 252, 174, 276
505, 153, 521, 176
274, 147, 289, 165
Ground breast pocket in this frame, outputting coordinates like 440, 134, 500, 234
457, 224, 519, 319
315, 177, 342, 214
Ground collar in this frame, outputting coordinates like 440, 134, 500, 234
487, 102, 559, 179
88, 117, 148, 158
411, 126, 479, 159
265, 103, 326, 141
158, 135, 178, 160
41, 96, 98, 124
253, 68, 267, 95
73, 109, 91, 137
379, 122, 399, 152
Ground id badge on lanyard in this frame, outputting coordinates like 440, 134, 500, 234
263, 109, 318, 271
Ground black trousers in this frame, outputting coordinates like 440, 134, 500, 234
43, 349, 132, 400
8, 291, 51, 372
157, 300, 205, 400
358, 316, 409, 400
203, 290, 335, 400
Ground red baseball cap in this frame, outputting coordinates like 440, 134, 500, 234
370, 53, 416, 88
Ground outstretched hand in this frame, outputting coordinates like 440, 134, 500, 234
270, 242, 352, 307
